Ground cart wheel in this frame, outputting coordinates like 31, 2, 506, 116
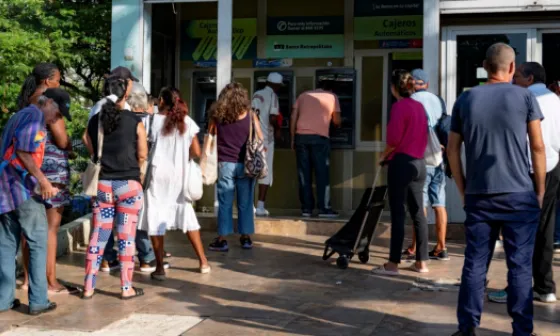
358, 252, 370, 264
336, 256, 349, 269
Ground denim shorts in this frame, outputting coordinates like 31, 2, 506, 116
423, 164, 446, 208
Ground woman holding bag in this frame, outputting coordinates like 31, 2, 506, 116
141, 87, 210, 280
82, 78, 147, 300
208, 82, 264, 252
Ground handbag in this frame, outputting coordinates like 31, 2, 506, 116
200, 122, 218, 185
185, 160, 203, 202
244, 111, 268, 179
82, 114, 104, 197
424, 107, 444, 167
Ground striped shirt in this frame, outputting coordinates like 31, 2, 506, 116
0, 105, 47, 214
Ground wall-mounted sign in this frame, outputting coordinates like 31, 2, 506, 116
266, 16, 344, 59
253, 59, 293, 68
267, 16, 344, 35
265, 35, 345, 59
180, 19, 257, 61
354, 0, 423, 43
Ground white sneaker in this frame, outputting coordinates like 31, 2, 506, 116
534, 292, 557, 303
255, 208, 269, 217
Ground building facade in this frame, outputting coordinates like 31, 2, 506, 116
111, 0, 560, 221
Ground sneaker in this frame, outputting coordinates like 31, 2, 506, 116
429, 249, 450, 261
255, 207, 270, 217
554, 242, 560, 253
140, 260, 170, 273
301, 210, 312, 218
318, 209, 339, 218
488, 289, 508, 304
100, 260, 119, 273
240, 236, 253, 250
29, 302, 57, 316
534, 291, 557, 303
209, 238, 229, 252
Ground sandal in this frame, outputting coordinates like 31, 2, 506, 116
49, 285, 79, 295
200, 265, 211, 274
151, 272, 166, 281
164, 251, 172, 258
81, 291, 95, 300
408, 264, 429, 274
121, 287, 144, 300
371, 264, 399, 276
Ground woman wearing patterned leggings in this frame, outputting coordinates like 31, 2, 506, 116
82, 77, 148, 300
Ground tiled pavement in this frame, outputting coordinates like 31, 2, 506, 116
1, 231, 559, 335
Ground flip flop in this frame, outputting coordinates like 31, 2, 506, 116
164, 251, 172, 258
151, 272, 166, 281
49, 285, 79, 295
200, 265, 211, 274
371, 264, 399, 276
121, 287, 144, 300
81, 291, 95, 300
408, 264, 429, 274
19, 284, 29, 291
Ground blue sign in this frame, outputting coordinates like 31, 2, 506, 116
194, 61, 217, 68
267, 16, 344, 35
253, 59, 293, 68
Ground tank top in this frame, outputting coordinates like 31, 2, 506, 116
41, 129, 70, 185
87, 110, 141, 182
217, 113, 250, 163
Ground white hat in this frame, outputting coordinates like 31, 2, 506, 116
267, 72, 283, 85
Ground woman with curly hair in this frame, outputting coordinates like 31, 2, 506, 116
82, 78, 148, 300
141, 87, 210, 280
208, 82, 264, 252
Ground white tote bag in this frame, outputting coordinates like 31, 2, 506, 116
82, 114, 104, 197
200, 124, 218, 185
424, 126, 443, 167
185, 160, 203, 202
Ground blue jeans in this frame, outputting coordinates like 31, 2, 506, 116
423, 164, 446, 208
295, 134, 331, 211
555, 200, 560, 243
103, 229, 154, 264
458, 193, 539, 336
0, 198, 50, 311
217, 162, 255, 236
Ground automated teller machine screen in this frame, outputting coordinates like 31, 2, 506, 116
192, 72, 216, 141
253, 71, 294, 148
316, 69, 356, 149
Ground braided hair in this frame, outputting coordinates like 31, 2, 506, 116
159, 87, 188, 136
17, 63, 59, 109
100, 77, 128, 134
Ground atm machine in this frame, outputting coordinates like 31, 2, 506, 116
315, 69, 356, 149
192, 71, 217, 142
253, 71, 294, 148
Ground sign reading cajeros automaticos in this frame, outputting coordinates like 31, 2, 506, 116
354, 0, 423, 41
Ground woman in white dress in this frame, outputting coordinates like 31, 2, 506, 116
141, 87, 210, 280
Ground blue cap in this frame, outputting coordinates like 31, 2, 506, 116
411, 69, 429, 84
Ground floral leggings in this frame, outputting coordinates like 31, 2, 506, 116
84, 180, 143, 292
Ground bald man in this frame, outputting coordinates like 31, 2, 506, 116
448, 43, 546, 336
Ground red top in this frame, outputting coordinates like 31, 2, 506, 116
386, 98, 428, 160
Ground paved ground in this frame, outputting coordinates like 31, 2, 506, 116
1, 231, 560, 336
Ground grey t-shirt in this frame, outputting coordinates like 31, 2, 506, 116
451, 83, 543, 195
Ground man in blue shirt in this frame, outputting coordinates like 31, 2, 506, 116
448, 43, 546, 336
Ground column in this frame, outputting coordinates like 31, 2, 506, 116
215, 0, 234, 214
111, 0, 145, 81
423, 0, 440, 94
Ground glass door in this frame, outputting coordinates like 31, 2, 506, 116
538, 30, 560, 87
444, 28, 534, 111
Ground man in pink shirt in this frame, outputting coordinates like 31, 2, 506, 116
290, 81, 341, 218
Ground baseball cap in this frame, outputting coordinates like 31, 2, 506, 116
411, 69, 429, 84
43, 88, 72, 121
267, 72, 283, 85
110, 66, 139, 82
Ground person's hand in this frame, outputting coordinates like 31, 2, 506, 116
275, 129, 283, 142
537, 193, 544, 209
263, 146, 268, 153
39, 179, 59, 200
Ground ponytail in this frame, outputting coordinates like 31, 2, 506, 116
100, 100, 121, 134
16, 62, 59, 109
391, 69, 415, 98
159, 87, 188, 136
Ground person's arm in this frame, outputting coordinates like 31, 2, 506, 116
381, 105, 404, 162
269, 93, 282, 140
448, 132, 465, 202
136, 122, 148, 171
49, 118, 72, 151
528, 119, 546, 207
190, 136, 202, 160
252, 112, 264, 142
16, 151, 59, 199
331, 95, 342, 128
